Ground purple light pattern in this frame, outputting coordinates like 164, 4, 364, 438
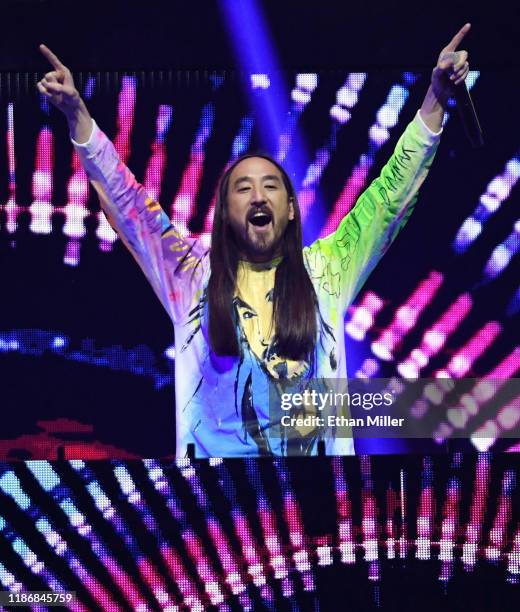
0, 455, 518, 609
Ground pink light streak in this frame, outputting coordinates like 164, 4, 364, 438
206, 519, 250, 597
385, 485, 399, 559
160, 545, 205, 611
177, 460, 253, 605
320, 158, 371, 236
436, 321, 501, 378
112, 77, 136, 162
355, 357, 381, 379
485, 471, 514, 562
438, 478, 460, 582
371, 271, 444, 361
96, 77, 137, 253
462, 454, 490, 569
273, 460, 314, 589
410, 321, 502, 421
331, 457, 355, 564
182, 529, 226, 605
143, 461, 225, 605
170, 151, 205, 236
113, 463, 206, 608
62, 151, 90, 266
258, 507, 290, 580
77, 465, 176, 607
29, 126, 54, 235
507, 526, 520, 581
416, 459, 435, 561
170, 105, 214, 236
471, 392, 520, 452
138, 558, 179, 609
345, 290, 385, 342
399, 469, 408, 560
397, 293, 473, 379
232, 510, 270, 587
434, 348, 520, 442
143, 105, 173, 202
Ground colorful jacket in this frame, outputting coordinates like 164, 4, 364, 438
73, 110, 441, 458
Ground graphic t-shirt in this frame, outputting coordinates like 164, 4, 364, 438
73, 110, 441, 457
235, 259, 309, 380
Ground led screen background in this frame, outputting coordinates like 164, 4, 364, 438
0, 454, 519, 610
0, 68, 519, 459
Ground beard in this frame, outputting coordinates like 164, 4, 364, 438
231, 221, 285, 262
245, 225, 274, 253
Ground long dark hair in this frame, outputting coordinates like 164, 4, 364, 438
208, 153, 317, 360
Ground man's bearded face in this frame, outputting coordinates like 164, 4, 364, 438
226, 157, 295, 262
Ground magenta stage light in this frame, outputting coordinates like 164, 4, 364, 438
345, 290, 385, 343
170, 104, 214, 236
144, 105, 173, 202
433, 348, 520, 442
397, 293, 473, 379
370, 270, 444, 362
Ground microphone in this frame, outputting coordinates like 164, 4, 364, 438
453, 80, 484, 148
442, 51, 484, 148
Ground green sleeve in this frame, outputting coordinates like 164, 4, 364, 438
304, 111, 441, 311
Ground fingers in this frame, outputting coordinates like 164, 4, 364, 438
37, 78, 65, 96
444, 23, 471, 52
36, 81, 53, 98
450, 50, 469, 84
453, 50, 468, 72
39, 44, 67, 71
43, 70, 64, 84
438, 51, 458, 71
438, 49, 469, 80
453, 62, 469, 85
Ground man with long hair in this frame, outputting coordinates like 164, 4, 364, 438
37, 25, 471, 457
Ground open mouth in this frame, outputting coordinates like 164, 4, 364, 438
248, 210, 273, 228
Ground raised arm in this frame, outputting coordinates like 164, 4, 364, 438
305, 24, 471, 311
37, 45, 209, 323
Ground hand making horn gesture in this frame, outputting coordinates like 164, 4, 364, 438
431, 23, 471, 103
37, 44, 81, 117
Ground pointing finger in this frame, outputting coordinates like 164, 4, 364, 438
444, 23, 471, 52
39, 44, 67, 71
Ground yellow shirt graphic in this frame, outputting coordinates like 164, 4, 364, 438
235, 259, 309, 380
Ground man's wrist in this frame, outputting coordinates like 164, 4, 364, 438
419, 84, 447, 134
66, 99, 93, 144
